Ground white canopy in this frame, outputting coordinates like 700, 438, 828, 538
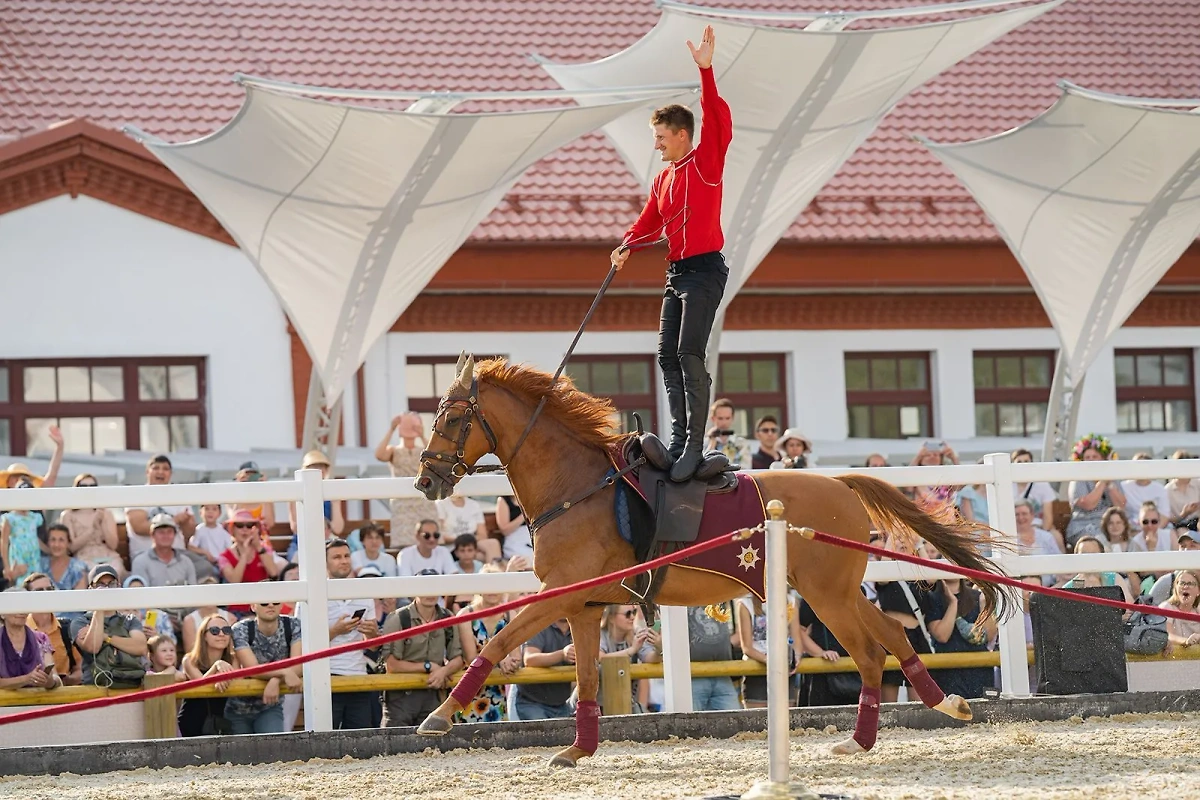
539, 0, 1063, 308
920, 82, 1200, 382
129, 81, 691, 402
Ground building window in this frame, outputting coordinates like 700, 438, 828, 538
405, 355, 504, 431
973, 351, 1054, 436
1115, 349, 1195, 432
716, 354, 788, 437
566, 356, 656, 434
0, 358, 207, 456
844, 352, 932, 439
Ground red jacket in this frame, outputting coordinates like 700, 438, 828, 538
623, 66, 733, 263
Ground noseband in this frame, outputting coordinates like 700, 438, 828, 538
419, 376, 500, 491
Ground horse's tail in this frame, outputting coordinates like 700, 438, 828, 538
836, 474, 1015, 625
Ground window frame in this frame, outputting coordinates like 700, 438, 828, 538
405, 354, 505, 430
0, 356, 208, 456
565, 354, 658, 434
1114, 348, 1196, 432
715, 353, 789, 434
844, 351, 933, 439
972, 349, 1055, 437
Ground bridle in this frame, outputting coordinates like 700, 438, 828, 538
418, 375, 501, 494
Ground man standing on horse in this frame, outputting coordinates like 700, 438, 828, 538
611, 25, 733, 482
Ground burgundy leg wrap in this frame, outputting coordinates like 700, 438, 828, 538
900, 653, 945, 708
572, 700, 602, 755
852, 686, 881, 751
449, 655, 494, 707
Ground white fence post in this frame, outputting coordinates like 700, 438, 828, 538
660, 605, 693, 712
983, 452, 1031, 697
297, 468, 334, 731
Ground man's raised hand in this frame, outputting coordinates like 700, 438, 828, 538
687, 25, 715, 69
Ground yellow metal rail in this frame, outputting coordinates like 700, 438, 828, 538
4, 645, 1194, 709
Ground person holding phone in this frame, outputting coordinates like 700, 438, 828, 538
325, 539, 379, 730
0, 610, 61, 690
598, 605, 661, 713
910, 440, 963, 514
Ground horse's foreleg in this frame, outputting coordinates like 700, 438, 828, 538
417, 594, 561, 736
550, 606, 603, 768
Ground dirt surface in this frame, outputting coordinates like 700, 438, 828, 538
7, 713, 1199, 799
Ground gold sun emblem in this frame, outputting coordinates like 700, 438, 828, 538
737, 545, 761, 572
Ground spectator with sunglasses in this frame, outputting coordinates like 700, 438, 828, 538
24, 572, 82, 685
219, 511, 282, 618
70, 565, 148, 687
598, 605, 659, 713
59, 473, 123, 579
750, 416, 781, 471
181, 576, 236, 653
179, 613, 237, 736
398, 519, 457, 578
228, 601, 302, 734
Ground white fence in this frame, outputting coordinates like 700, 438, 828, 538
2, 454, 1200, 732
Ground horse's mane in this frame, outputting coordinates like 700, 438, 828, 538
475, 359, 624, 449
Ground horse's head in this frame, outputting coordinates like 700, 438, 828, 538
414, 352, 499, 501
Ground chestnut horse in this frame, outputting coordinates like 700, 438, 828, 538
414, 355, 1010, 766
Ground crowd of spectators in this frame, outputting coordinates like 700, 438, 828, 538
1, 405, 1198, 736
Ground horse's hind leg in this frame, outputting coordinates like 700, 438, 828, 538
417, 595, 563, 736
549, 606, 604, 768
801, 591, 888, 756
857, 593, 971, 721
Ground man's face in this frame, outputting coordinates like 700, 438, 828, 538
417, 524, 441, 555
91, 575, 118, 589
455, 544, 477, 563
755, 421, 778, 450
152, 525, 176, 549
1181, 537, 1200, 552
26, 576, 52, 592
652, 123, 691, 162
254, 602, 281, 622
415, 594, 439, 610
326, 545, 352, 579
146, 461, 172, 484
710, 405, 734, 432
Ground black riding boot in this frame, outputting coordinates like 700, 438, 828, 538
669, 357, 710, 482
662, 367, 687, 458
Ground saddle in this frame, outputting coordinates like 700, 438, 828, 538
614, 432, 738, 611
626, 433, 738, 543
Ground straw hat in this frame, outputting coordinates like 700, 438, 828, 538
0, 463, 43, 488
302, 450, 331, 470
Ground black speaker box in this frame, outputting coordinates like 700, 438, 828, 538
1030, 584, 1127, 695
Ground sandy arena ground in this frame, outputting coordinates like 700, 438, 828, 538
5, 712, 1199, 799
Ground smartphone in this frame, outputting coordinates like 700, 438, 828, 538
351, 608, 367, 621
923, 440, 945, 451
144, 609, 158, 628
652, 619, 662, 633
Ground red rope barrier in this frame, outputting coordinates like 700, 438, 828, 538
0, 527, 756, 726
803, 528, 1200, 625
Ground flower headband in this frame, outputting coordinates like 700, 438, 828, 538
1072, 433, 1113, 461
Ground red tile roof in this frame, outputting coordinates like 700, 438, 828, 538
3, 0, 1199, 242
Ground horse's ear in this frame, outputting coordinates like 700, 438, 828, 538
456, 353, 475, 389
455, 351, 467, 375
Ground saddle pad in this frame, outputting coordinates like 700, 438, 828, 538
610, 440, 768, 602
671, 472, 768, 602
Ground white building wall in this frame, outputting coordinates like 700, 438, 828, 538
368, 325, 1200, 465
0, 196, 294, 451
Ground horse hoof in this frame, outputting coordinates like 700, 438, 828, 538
548, 746, 590, 768
830, 737, 867, 756
934, 694, 973, 721
416, 713, 454, 736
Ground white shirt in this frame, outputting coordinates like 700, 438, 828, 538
1133, 529, 1175, 552
326, 597, 376, 676
397, 544, 458, 576
351, 549, 398, 577
1012, 482, 1058, 515
1120, 480, 1172, 522
436, 497, 485, 537
191, 524, 232, 560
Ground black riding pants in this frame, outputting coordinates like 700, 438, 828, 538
658, 251, 729, 382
